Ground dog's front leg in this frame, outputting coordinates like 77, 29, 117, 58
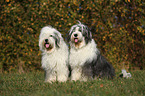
71, 67, 82, 81
44, 70, 56, 83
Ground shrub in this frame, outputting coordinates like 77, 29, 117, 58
0, 0, 144, 73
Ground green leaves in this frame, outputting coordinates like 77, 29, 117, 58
0, 0, 144, 72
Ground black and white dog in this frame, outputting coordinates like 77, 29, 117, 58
68, 21, 115, 81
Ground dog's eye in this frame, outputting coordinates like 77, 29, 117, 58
72, 28, 75, 32
50, 35, 53, 37
79, 28, 82, 32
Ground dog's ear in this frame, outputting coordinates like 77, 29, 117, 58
67, 31, 72, 43
53, 32, 61, 48
87, 28, 92, 40
68, 26, 75, 43
39, 37, 43, 50
83, 26, 92, 43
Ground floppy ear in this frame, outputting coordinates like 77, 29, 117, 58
67, 26, 75, 43
67, 30, 72, 43
83, 26, 92, 43
87, 28, 92, 40
39, 37, 42, 48
39, 39, 43, 51
53, 32, 61, 48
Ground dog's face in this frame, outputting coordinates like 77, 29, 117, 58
39, 26, 61, 53
68, 22, 92, 49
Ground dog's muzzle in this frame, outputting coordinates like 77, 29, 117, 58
73, 34, 79, 43
44, 39, 49, 48
44, 39, 54, 51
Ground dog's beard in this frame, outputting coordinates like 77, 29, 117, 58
44, 43, 53, 51
71, 36, 82, 43
71, 37, 85, 49
74, 38, 79, 43
41, 39, 55, 53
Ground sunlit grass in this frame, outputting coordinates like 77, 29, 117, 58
1, 70, 145, 96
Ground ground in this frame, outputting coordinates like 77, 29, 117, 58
0, 70, 145, 96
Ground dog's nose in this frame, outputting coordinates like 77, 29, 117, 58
45, 39, 48, 43
74, 34, 78, 37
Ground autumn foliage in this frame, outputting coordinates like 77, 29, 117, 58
0, 0, 144, 73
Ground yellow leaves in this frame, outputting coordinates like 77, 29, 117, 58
56, 22, 59, 25
31, 23, 34, 25
103, 36, 106, 41
112, 2, 115, 5
59, 4, 63, 8
113, 47, 117, 51
109, 33, 113, 37
56, 13, 61, 16
31, 18, 33, 21
125, 24, 128, 28
82, 16, 84, 18
30, 49, 33, 52
61, 18, 64, 20
93, 3, 95, 7
125, 0, 130, 2
64, 0, 69, 3
119, 27, 123, 31
27, 28, 33, 31
72, 0, 79, 6
0, 0, 144, 72
59, 25, 62, 27
137, 26, 145, 35
28, 61, 31, 64
8, 3, 11, 7
68, 23, 72, 25
6, 0, 9, 2
38, 51, 41, 56
137, 26, 141, 31
115, 0, 118, 2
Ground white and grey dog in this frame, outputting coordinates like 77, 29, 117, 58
68, 21, 115, 81
39, 26, 69, 82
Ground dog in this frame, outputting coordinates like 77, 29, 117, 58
68, 21, 115, 81
39, 26, 69, 82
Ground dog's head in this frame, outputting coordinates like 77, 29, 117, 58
68, 21, 92, 49
39, 26, 62, 53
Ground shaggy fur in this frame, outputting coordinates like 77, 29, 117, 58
68, 21, 115, 81
39, 26, 69, 82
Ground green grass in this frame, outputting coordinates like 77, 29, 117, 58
1, 70, 145, 96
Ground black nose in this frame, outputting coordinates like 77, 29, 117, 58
74, 34, 78, 37
45, 39, 48, 43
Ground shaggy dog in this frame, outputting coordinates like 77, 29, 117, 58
68, 21, 115, 81
39, 26, 69, 82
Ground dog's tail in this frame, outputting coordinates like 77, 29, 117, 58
119, 63, 132, 78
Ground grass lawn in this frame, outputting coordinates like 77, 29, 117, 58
0, 70, 145, 96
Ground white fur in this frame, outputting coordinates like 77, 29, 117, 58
121, 69, 131, 78
69, 39, 100, 81
39, 26, 69, 82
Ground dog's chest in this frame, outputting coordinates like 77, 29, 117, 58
69, 46, 96, 67
42, 51, 66, 69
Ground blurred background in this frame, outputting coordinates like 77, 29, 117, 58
0, 0, 144, 73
